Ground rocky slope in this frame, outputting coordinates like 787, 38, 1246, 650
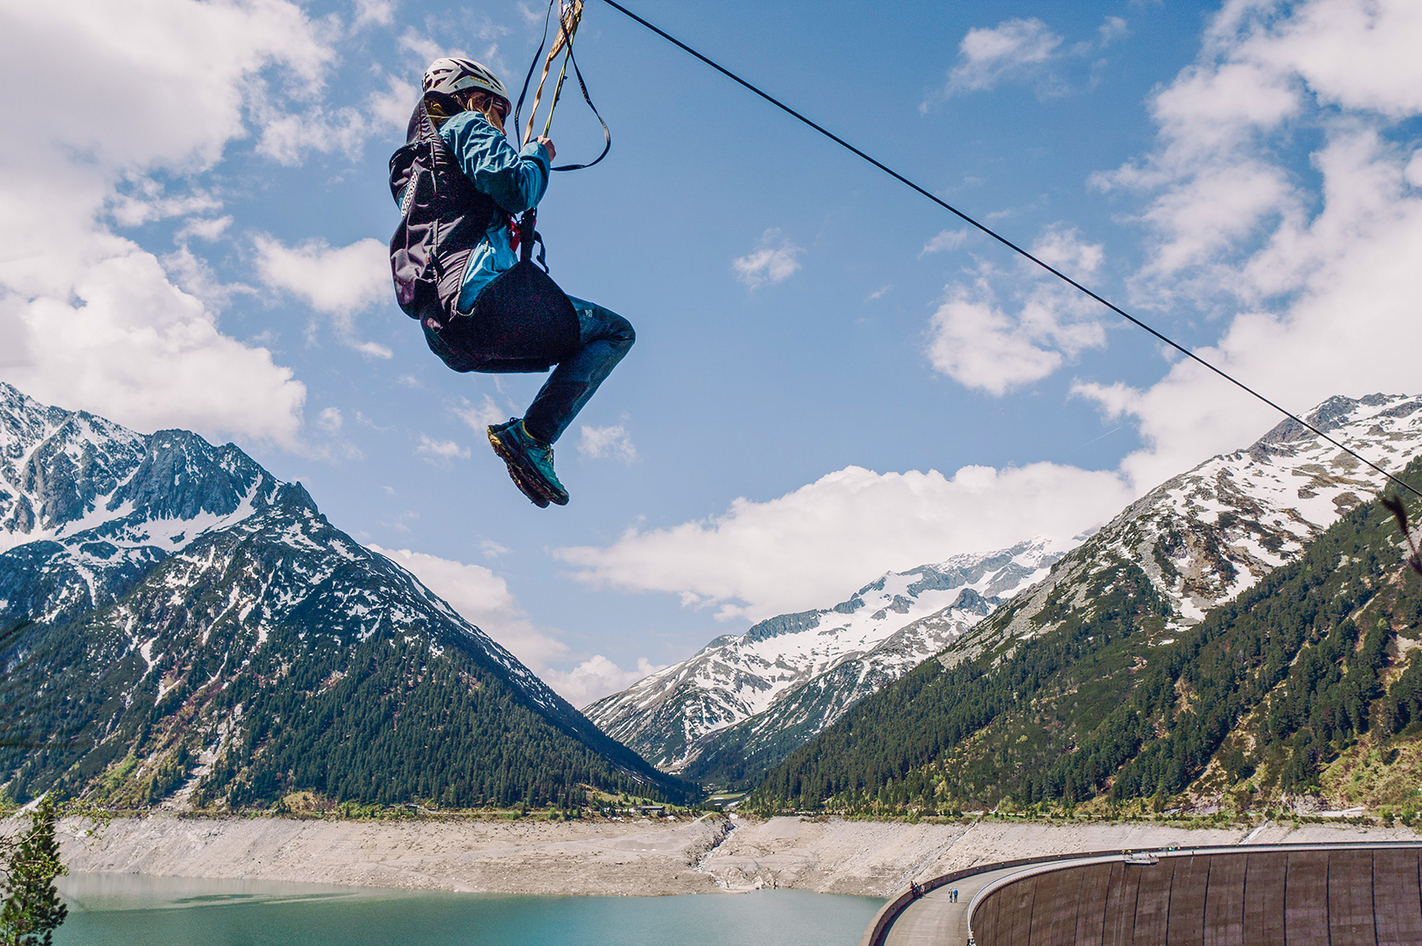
753, 394, 1422, 813
586, 540, 1064, 786
0, 382, 686, 808
54, 812, 1418, 898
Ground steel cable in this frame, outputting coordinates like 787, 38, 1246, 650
598, 0, 1422, 500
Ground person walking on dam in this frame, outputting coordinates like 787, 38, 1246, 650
388, 57, 635, 507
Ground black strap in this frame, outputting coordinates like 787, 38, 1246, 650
516, 210, 552, 273
513, 1, 556, 147
515, 0, 611, 173
519, 209, 536, 264
548, 18, 611, 172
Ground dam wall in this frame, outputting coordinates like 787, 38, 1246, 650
971, 848, 1422, 946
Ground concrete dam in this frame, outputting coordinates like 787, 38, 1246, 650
867, 843, 1422, 946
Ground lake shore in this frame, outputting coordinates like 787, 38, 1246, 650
57, 814, 1421, 898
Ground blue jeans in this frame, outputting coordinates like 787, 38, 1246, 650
421, 286, 634, 445
521, 296, 635, 444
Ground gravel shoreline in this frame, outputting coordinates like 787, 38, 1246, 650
56, 814, 1421, 898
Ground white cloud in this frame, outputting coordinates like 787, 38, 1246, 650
934, 14, 1129, 104
254, 104, 373, 166
371, 544, 662, 706
397, 28, 447, 66
0, 250, 305, 447
175, 215, 234, 243
926, 291, 1063, 396
158, 245, 254, 311
453, 394, 512, 432
1404, 150, 1422, 188
925, 225, 1106, 395
1075, 0, 1422, 490
416, 434, 469, 462
254, 235, 393, 358
0, 0, 337, 448
1031, 223, 1105, 275
370, 545, 569, 670
541, 657, 666, 712
1098, 16, 1130, 47
254, 236, 389, 314
732, 229, 803, 289
317, 406, 344, 432
368, 75, 419, 135
557, 463, 1133, 624
947, 18, 1064, 94
109, 177, 223, 229
578, 424, 637, 463
352, 0, 395, 30
921, 228, 970, 256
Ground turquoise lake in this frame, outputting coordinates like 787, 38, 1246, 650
54, 873, 884, 946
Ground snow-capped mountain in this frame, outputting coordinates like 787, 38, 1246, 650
0, 383, 684, 808
585, 539, 1063, 781
958, 393, 1422, 662
0, 383, 286, 627
753, 393, 1422, 813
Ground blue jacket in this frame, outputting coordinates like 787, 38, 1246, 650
437, 111, 552, 313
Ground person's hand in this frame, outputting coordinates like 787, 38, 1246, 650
534, 136, 556, 162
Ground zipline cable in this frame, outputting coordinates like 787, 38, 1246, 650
598, 0, 1422, 502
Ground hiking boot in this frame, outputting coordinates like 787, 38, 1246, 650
487, 418, 569, 507
487, 419, 552, 507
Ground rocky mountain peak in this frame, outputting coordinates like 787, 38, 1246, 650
744, 610, 823, 643
0, 387, 284, 560
1250, 392, 1415, 454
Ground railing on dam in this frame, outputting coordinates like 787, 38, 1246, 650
969, 846, 1422, 946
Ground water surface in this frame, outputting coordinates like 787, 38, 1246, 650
55, 872, 884, 946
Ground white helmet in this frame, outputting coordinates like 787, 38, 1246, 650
422, 58, 510, 105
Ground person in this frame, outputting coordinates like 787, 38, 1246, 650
389, 58, 635, 507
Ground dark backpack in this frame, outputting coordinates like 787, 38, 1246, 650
388, 95, 579, 374
388, 94, 498, 322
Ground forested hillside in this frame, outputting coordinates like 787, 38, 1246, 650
0, 384, 689, 811
752, 459, 1422, 817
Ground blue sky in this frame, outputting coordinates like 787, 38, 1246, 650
4, 0, 1422, 704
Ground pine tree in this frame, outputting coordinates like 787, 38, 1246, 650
0, 796, 69, 946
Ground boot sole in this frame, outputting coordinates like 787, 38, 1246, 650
487, 428, 566, 506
